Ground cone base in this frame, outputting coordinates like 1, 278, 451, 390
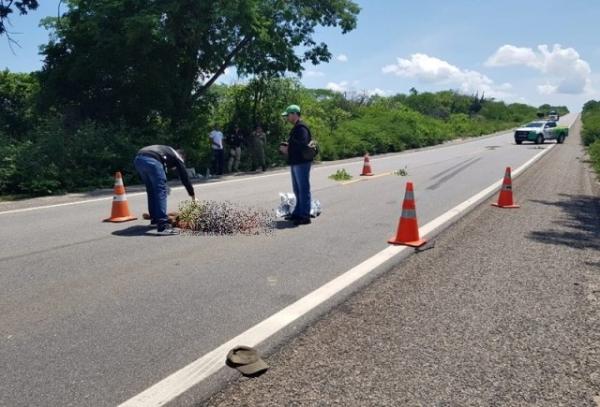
491, 203, 520, 209
388, 237, 427, 247
103, 216, 138, 223
360, 173, 374, 176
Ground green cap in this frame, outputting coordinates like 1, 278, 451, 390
281, 104, 301, 116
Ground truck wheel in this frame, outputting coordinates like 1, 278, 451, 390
557, 134, 565, 144
535, 134, 544, 145
515, 140, 522, 145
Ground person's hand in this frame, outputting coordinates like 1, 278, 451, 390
190, 195, 196, 202
279, 143, 288, 156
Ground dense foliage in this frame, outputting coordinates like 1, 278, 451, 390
1, 69, 546, 196
581, 100, 600, 175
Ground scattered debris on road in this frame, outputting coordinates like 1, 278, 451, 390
174, 200, 274, 235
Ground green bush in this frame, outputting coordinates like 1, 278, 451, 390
588, 139, 600, 175
582, 100, 600, 176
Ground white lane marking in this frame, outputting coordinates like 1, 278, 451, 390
0, 129, 521, 216
118, 136, 559, 407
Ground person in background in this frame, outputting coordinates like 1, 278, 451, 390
134, 145, 196, 235
281, 104, 313, 226
227, 125, 245, 173
250, 124, 267, 172
209, 125, 224, 175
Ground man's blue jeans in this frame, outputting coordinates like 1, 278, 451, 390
134, 155, 168, 226
291, 162, 312, 218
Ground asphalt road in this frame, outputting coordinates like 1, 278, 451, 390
207, 116, 600, 407
0, 114, 578, 406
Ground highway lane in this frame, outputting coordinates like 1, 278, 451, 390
0, 114, 577, 406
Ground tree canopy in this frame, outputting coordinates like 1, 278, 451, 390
39, 0, 360, 135
0, 0, 39, 38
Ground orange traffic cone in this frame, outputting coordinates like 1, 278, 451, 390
103, 172, 138, 222
360, 153, 374, 176
388, 182, 427, 247
492, 167, 520, 209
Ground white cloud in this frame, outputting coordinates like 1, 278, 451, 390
382, 53, 511, 98
485, 45, 540, 68
305, 70, 325, 77
486, 44, 593, 95
367, 88, 387, 97
326, 81, 349, 93
336, 54, 348, 63
537, 84, 558, 95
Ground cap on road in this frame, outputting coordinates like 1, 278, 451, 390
226, 346, 269, 376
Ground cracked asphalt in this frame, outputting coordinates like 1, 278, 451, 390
205, 119, 600, 406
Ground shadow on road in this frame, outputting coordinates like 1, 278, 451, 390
112, 225, 159, 237
528, 194, 600, 251
273, 220, 299, 230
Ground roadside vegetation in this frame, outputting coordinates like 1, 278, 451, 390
581, 100, 600, 175
329, 169, 353, 181
1, 70, 563, 198
0, 1, 568, 198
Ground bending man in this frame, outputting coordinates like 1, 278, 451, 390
134, 145, 195, 235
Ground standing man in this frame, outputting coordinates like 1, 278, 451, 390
227, 125, 245, 173
209, 125, 224, 175
250, 124, 267, 172
134, 145, 196, 235
281, 104, 313, 225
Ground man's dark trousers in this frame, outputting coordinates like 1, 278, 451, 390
134, 154, 168, 227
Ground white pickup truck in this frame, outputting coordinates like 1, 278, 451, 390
514, 120, 569, 145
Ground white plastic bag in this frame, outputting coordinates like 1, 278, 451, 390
276, 192, 321, 218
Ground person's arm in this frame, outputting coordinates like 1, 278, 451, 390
172, 155, 195, 198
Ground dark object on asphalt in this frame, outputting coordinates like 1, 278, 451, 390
226, 346, 269, 377
293, 217, 312, 226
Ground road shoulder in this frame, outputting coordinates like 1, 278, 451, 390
205, 120, 600, 406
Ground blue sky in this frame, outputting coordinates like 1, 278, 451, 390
1, 0, 598, 111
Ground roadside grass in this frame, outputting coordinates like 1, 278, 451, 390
329, 169, 353, 181
0, 193, 33, 202
588, 139, 600, 176
581, 100, 600, 178
393, 167, 409, 177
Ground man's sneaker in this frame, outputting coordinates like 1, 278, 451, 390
156, 224, 178, 235
285, 214, 300, 221
293, 217, 312, 226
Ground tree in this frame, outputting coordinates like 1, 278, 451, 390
0, 0, 39, 39
39, 0, 360, 139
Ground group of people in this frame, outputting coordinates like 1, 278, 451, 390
134, 104, 314, 234
208, 124, 267, 176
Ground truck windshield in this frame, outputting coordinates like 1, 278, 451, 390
525, 123, 543, 128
